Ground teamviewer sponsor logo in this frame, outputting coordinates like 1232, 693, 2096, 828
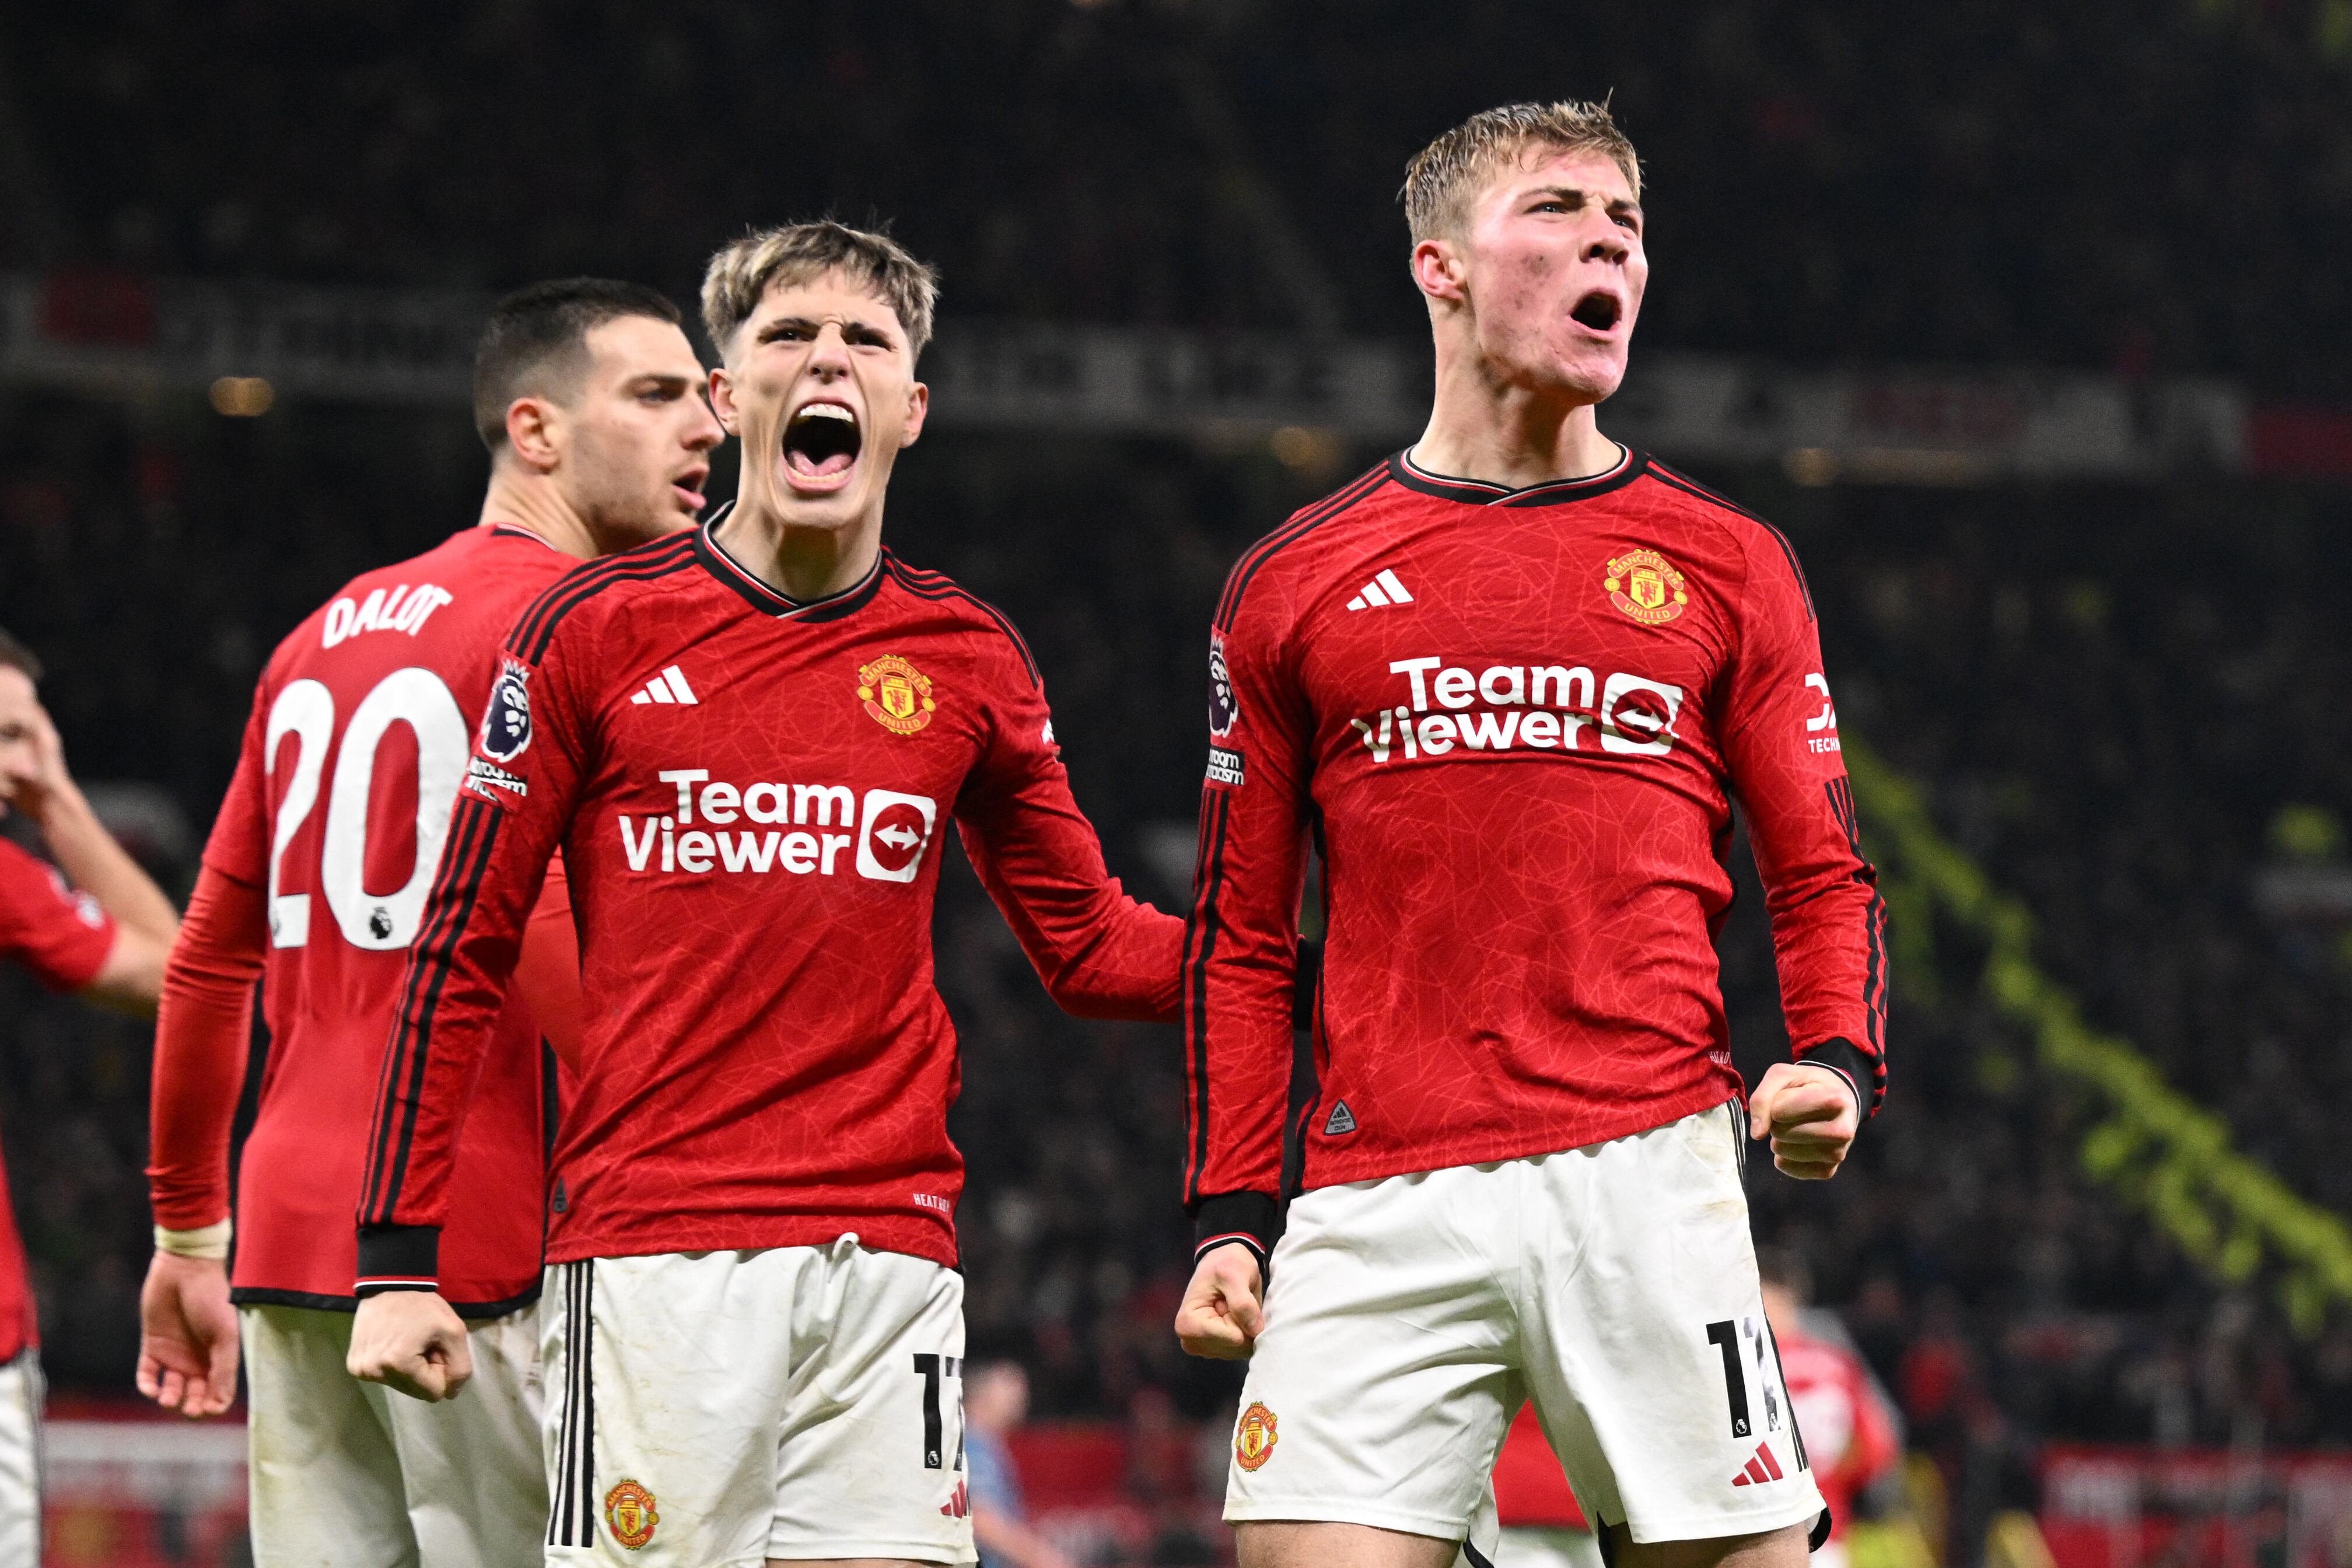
614, 769, 937, 882
1348, 655, 1684, 764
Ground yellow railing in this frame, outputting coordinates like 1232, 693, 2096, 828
1843, 737, 2352, 1335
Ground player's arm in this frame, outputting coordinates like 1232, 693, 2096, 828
1174, 591, 1311, 1359
954, 640, 1183, 1024
348, 632, 586, 1402
1720, 528, 1889, 1180
1, 694, 179, 1013
138, 861, 267, 1417
512, 851, 583, 1072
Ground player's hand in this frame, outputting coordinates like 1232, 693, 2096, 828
1748, 1062, 1860, 1180
135, 1252, 240, 1418
0, 696, 69, 824
348, 1290, 474, 1402
1174, 1245, 1265, 1360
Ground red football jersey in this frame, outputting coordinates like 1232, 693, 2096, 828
1777, 1326, 1901, 1540
356, 525, 1180, 1290
1184, 450, 1886, 1248
0, 834, 117, 1357
188, 524, 572, 1310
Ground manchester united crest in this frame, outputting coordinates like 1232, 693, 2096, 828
1234, 1402, 1279, 1471
1604, 548, 1690, 626
857, 655, 937, 736
603, 1479, 658, 1550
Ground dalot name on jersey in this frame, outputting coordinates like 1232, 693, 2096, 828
616, 767, 939, 884
319, 582, 455, 648
1349, 654, 1685, 764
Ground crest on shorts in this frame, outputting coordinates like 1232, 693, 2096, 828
1234, 1402, 1279, 1471
1604, 548, 1689, 626
858, 654, 937, 736
603, 1479, 658, 1550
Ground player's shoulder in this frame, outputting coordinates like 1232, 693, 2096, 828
878, 551, 1042, 689
1634, 456, 1816, 616
504, 528, 706, 665
1212, 457, 1399, 631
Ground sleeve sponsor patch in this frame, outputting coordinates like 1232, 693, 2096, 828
1206, 746, 1245, 786
480, 660, 533, 762
1208, 634, 1240, 740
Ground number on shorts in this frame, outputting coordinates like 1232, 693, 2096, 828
1705, 1320, 1751, 1438
912, 1353, 965, 1470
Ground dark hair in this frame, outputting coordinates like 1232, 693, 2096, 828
0, 626, 42, 682
472, 278, 684, 452
1755, 1246, 1812, 1304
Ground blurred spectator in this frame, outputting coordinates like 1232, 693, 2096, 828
1756, 1248, 1901, 1568
967, 1360, 1077, 1568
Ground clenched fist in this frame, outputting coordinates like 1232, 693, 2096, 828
1748, 1062, 1860, 1180
1174, 1245, 1265, 1360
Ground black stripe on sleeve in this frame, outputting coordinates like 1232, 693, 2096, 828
1647, 463, 1818, 622
1212, 465, 1388, 633
1182, 791, 1232, 1205
883, 556, 1045, 688
506, 533, 698, 663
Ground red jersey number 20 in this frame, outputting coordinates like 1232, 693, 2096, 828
263, 668, 470, 952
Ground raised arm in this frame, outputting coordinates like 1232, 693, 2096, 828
1721, 526, 1888, 1178
1174, 586, 1312, 1357
955, 640, 1182, 1024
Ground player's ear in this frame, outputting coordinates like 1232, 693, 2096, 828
505, 397, 563, 474
1411, 236, 1466, 304
708, 368, 741, 435
898, 381, 928, 449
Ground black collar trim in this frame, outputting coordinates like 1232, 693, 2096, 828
695, 509, 887, 622
1388, 444, 1646, 507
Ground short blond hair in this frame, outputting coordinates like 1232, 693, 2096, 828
1400, 100, 1642, 243
700, 220, 942, 362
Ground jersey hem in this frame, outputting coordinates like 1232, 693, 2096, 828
1295, 1082, 1742, 1194
545, 1216, 958, 1271
1222, 1497, 1478, 1538
231, 1282, 544, 1318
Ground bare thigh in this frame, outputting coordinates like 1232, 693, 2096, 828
767, 1558, 938, 1567
1236, 1520, 1462, 1568
1604, 1521, 1810, 1568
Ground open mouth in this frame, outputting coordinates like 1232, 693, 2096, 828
672, 464, 709, 511
1570, 290, 1623, 334
783, 401, 861, 488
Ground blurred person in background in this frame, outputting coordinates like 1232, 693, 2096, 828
967, 1360, 1076, 1568
0, 625, 181, 1559
1756, 1250, 1901, 1568
135, 280, 719, 1568
1492, 1404, 1602, 1568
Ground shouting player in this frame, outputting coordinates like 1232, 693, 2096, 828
1175, 102, 1888, 1568
346, 220, 1181, 1567
0, 628, 181, 1559
138, 279, 720, 1567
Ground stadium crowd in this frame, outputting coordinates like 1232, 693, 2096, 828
6, 394, 2352, 1557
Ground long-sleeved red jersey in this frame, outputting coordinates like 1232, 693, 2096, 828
150, 523, 573, 1312
356, 523, 1181, 1291
1184, 450, 1885, 1254
0, 835, 117, 1359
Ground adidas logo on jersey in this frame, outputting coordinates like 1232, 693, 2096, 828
1322, 1101, 1357, 1135
1730, 1442, 1786, 1488
1345, 569, 1415, 611
629, 665, 699, 705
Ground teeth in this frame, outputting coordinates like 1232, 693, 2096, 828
795, 404, 856, 424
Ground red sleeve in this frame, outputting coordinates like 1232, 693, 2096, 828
512, 852, 582, 1072
0, 835, 117, 993
1721, 528, 1889, 1116
1833, 1352, 1902, 1493
1180, 572, 1312, 1261
354, 629, 582, 1293
200, 676, 273, 887
146, 866, 267, 1230
954, 637, 1181, 1024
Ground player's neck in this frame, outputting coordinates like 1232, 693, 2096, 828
476, 469, 597, 561
715, 498, 884, 604
1412, 360, 1622, 491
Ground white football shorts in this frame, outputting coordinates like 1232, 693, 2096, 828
540, 1237, 975, 1567
0, 1349, 41, 1566
1497, 1524, 1605, 1568
1224, 1100, 1826, 1549
242, 1301, 545, 1568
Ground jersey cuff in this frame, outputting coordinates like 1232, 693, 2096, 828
355, 1224, 442, 1295
1189, 1191, 1279, 1270
1794, 1037, 1878, 1120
